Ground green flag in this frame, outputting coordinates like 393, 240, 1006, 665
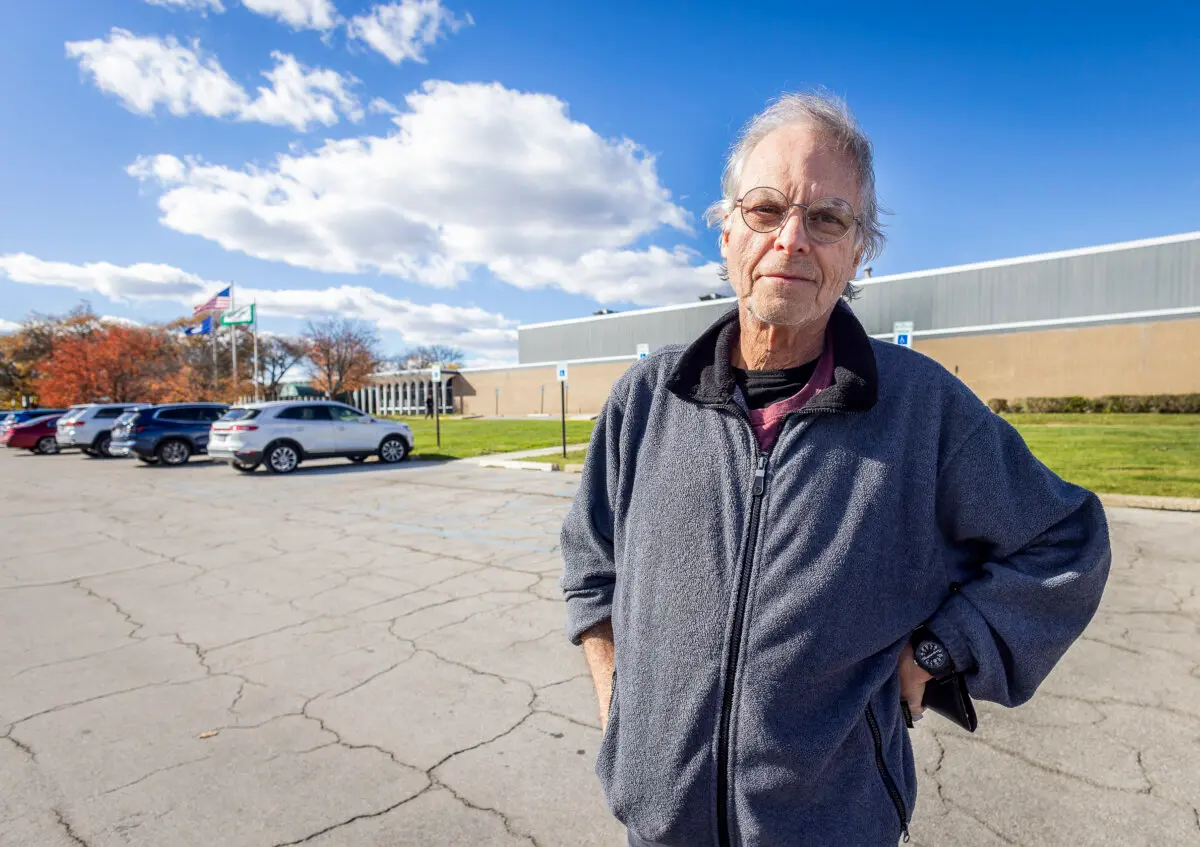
221, 304, 255, 325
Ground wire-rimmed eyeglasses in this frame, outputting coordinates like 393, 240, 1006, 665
734, 186, 860, 243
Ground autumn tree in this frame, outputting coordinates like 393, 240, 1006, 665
398, 344, 465, 369
35, 324, 181, 406
258, 334, 310, 399
304, 317, 381, 399
0, 303, 102, 407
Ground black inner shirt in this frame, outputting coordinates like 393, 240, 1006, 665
732, 359, 819, 411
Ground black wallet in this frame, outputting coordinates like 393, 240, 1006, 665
920, 672, 977, 732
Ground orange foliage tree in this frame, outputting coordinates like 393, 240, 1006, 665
35, 324, 183, 406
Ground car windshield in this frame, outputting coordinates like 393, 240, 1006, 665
115, 411, 139, 425
218, 408, 260, 422
1, 413, 16, 425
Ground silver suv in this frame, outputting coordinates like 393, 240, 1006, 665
56, 403, 151, 457
208, 401, 415, 474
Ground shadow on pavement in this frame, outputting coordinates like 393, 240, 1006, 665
235, 457, 455, 478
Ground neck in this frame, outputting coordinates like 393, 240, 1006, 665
732, 304, 830, 370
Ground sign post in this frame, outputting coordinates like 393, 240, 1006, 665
893, 321, 914, 348
556, 363, 569, 458
431, 365, 442, 448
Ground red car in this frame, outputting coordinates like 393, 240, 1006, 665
2, 414, 63, 454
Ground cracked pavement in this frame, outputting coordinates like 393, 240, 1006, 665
2, 451, 1198, 846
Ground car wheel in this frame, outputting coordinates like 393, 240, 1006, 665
232, 460, 259, 473
378, 435, 410, 463
137, 456, 159, 464
157, 439, 191, 466
35, 436, 59, 455
94, 433, 113, 458
349, 455, 368, 463
82, 447, 97, 457
265, 443, 299, 474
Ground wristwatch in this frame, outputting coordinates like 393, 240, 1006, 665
911, 628, 955, 681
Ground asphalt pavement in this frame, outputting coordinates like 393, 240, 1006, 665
1, 449, 1197, 846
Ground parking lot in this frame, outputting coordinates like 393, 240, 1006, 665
2, 450, 1198, 847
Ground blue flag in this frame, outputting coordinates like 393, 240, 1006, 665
185, 315, 212, 336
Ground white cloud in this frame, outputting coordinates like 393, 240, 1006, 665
0, 318, 21, 334
241, 0, 338, 30
66, 29, 361, 131
0, 253, 211, 302
0, 254, 517, 360
129, 80, 720, 306
99, 315, 146, 327
240, 51, 364, 127
493, 246, 725, 306
347, 0, 469, 65
146, 0, 226, 12
244, 284, 516, 357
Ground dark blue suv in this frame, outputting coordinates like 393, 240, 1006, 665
110, 403, 229, 465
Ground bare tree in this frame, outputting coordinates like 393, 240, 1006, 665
303, 318, 381, 399
258, 334, 310, 399
399, 344, 465, 369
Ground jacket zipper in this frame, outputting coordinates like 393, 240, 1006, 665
716, 451, 768, 847
865, 704, 910, 843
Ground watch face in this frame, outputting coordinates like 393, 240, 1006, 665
916, 640, 948, 673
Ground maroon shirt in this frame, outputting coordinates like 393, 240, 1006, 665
745, 332, 835, 453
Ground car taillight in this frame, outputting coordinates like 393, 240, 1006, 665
232, 424, 258, 431
134, 426, 146, 433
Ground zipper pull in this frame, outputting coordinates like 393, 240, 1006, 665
752, 455, 767, 496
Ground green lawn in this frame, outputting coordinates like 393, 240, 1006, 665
507, 414, 1200, 499
1004, 413, 1200, 498
385, 416, 595, 461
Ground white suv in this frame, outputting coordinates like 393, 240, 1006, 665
56, 403, 151, 457
208, 401, 414, 474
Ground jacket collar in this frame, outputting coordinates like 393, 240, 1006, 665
665, 299, 878, 414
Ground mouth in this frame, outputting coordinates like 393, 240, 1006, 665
757, 273, 817, 284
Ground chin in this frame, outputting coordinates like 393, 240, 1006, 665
746, 291, 824, 328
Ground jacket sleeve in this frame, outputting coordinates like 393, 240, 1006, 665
559, 376, 629, 645
925, 411, 1112, 707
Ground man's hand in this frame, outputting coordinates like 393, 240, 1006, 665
898, 643, 932, 722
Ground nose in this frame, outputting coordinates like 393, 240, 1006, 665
773, 206, 812, 255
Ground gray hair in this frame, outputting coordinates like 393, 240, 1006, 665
704, 91, 886, 299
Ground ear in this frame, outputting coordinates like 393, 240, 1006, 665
719, 216, 731, 260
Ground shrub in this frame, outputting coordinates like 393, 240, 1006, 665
989, 393, 1200, 414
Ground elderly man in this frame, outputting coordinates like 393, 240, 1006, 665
560, 92, 1111, 847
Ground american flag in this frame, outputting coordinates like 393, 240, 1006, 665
194, 286, 232, 315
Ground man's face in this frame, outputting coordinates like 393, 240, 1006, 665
721, 124, 863, 327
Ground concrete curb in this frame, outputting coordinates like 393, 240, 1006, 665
476, 459, 557, 472
1099, 493, 1200, 513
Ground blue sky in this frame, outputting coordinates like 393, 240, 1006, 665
1, 0, 1197, 363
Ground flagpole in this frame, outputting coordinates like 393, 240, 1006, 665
252, 301, 260, 402
211, 315, 217, 391
229, 282, 237, 401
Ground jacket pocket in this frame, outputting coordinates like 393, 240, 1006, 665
864, 703, 910, 843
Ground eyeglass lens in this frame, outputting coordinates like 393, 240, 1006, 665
740, 187, 854, 241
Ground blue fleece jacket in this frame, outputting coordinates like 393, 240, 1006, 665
559, 302, 1111, 847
